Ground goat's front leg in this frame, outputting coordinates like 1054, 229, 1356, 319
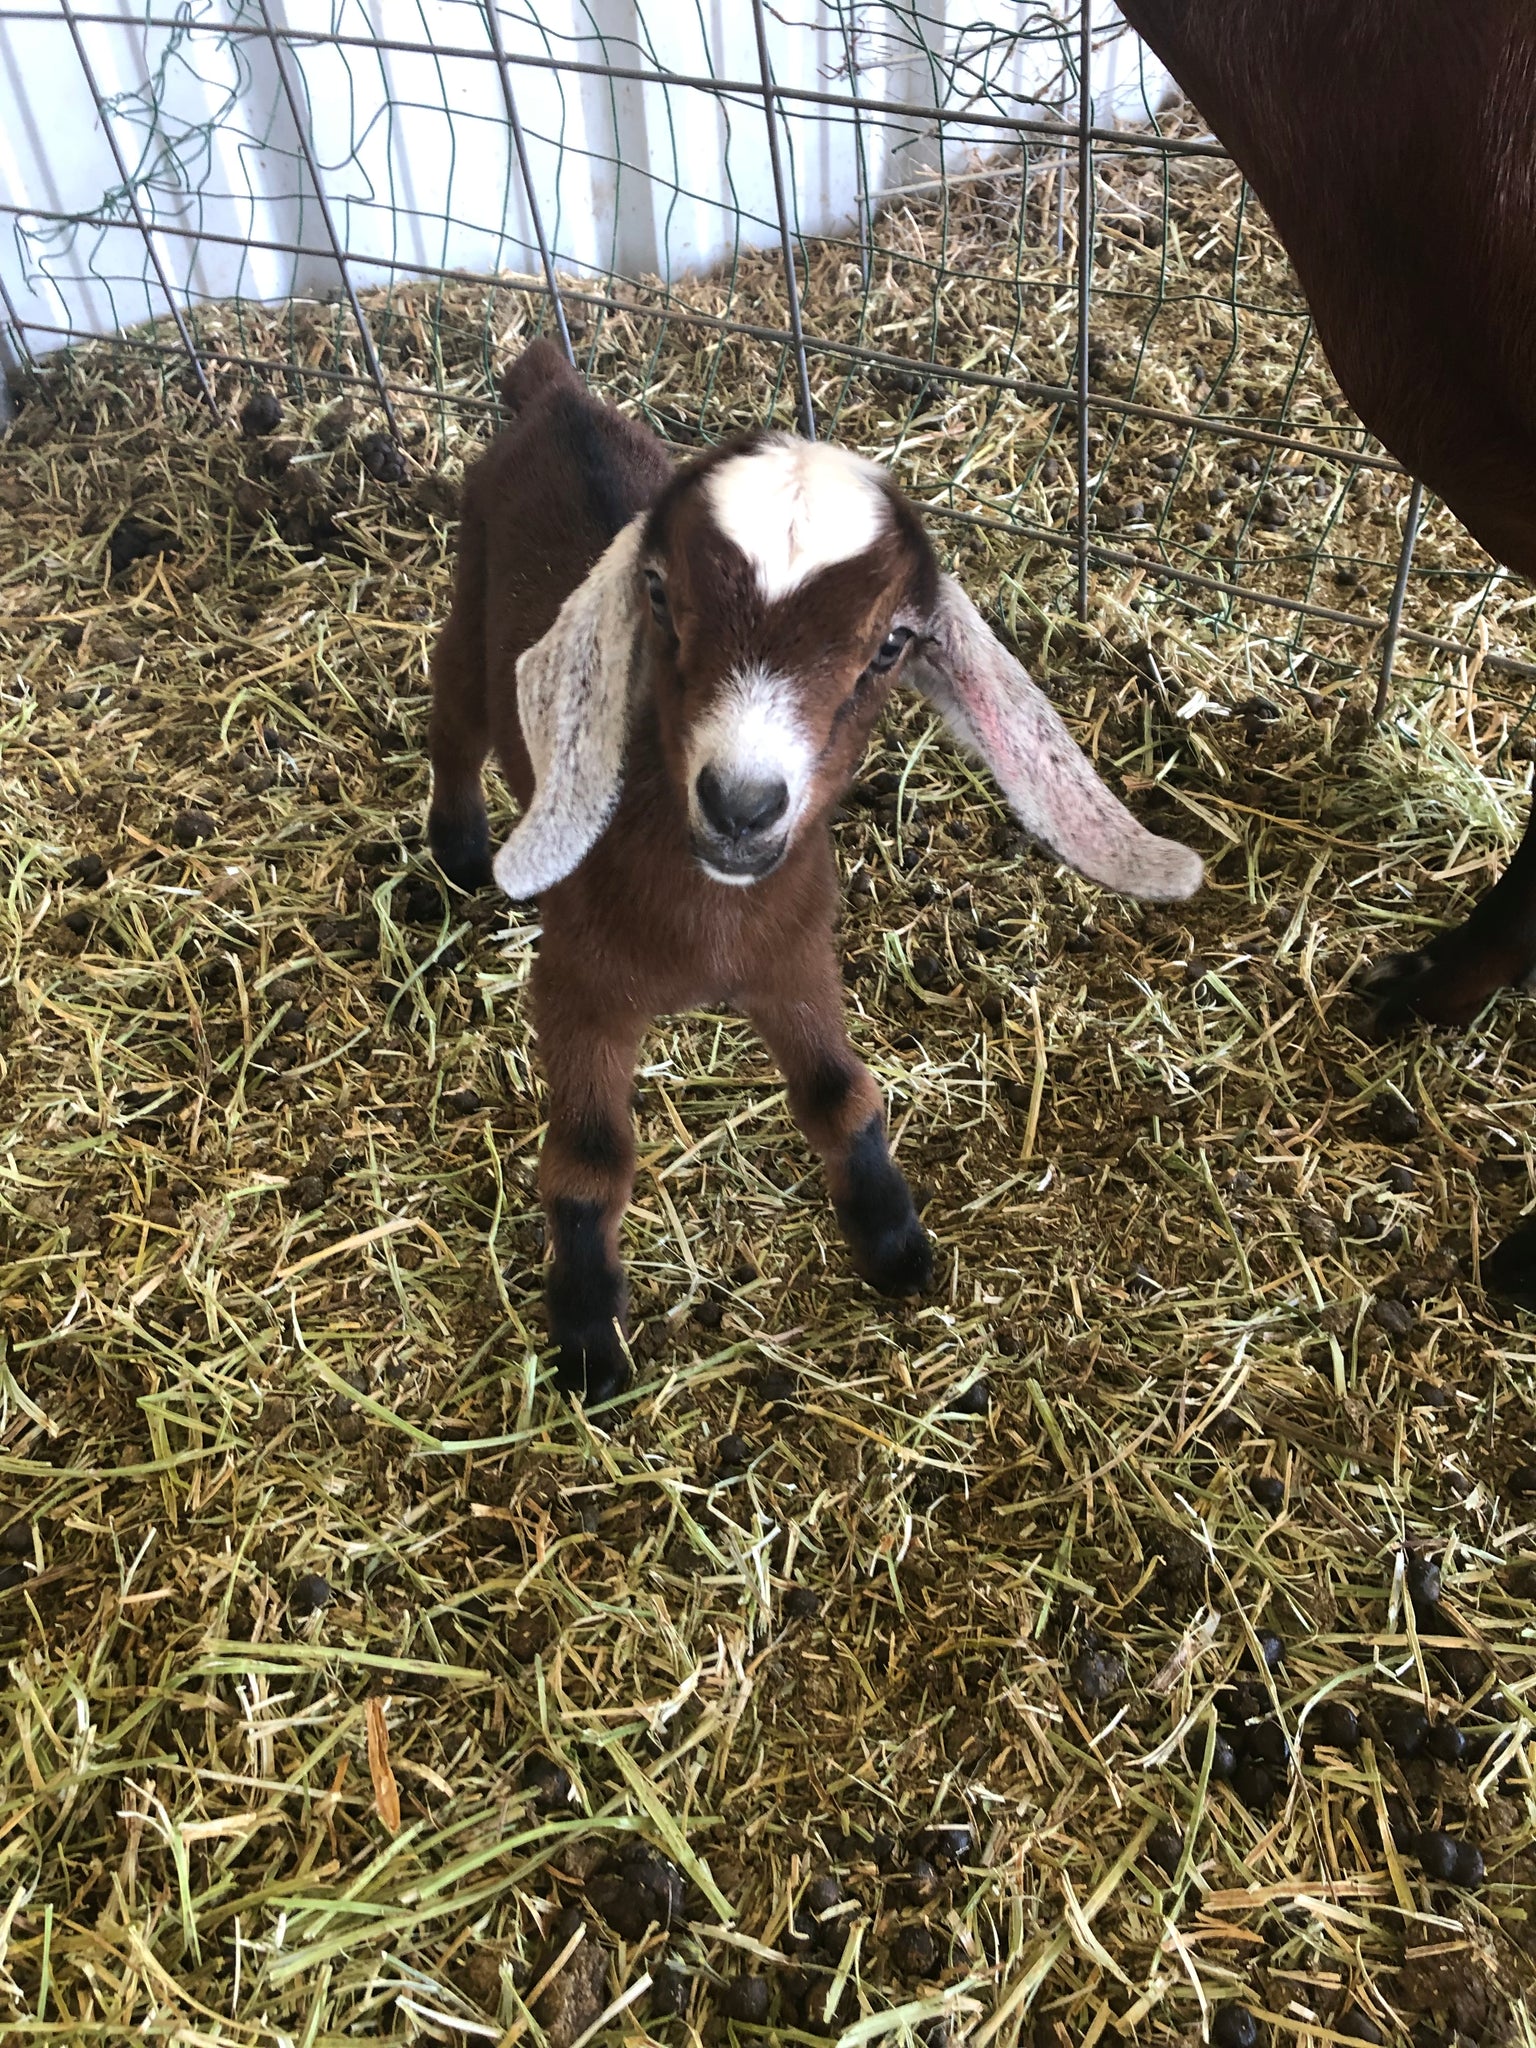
532, 970, 647, 1406
745, 956, 934, 1298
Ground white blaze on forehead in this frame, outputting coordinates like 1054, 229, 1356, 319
704, 434, 890, 602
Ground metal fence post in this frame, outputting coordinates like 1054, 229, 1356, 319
751, 0, 816, 440
255, 0, 398, 437
836, 10, 873, 290
0, 268, 37, 373
1075, 1, 1094, 622
1374, 478, 1425, 717
483, 2, 574, 366
58, 0, 218, 420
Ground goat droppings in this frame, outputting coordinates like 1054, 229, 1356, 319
890, 1922, 939, 1976
1406, 1552, 1443, 1616
1335, 2016, 1383, 2045
1146, 1823, 1184, 1877
1212, 2007, 1261, 2039
1071, 1648, 1124, 1703
359, 432, 407, 484
1426, 1721, 1466, 1766
171, 809, 219, 848
240, 389, 283, 437
1211, 2008, 1260, 2048
1415, 1830, 1484, 1885
1311, 1701, 1361, 1750
719, 1978, 769, 2025
649, 1966, 690, 2021
1382, 1705, 1430, 1759
290, 1573, 333, 1617
1250, 1472, 1285, 1511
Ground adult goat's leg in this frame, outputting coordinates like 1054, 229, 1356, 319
745, 951, 933, 1297
1365, 795, 1536, 1029
1364, 796, 1536, 1310
534, 969, 646, 1404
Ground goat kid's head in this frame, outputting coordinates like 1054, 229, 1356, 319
493, 431, 1202, 905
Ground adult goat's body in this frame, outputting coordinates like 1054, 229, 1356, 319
430, 342, 1200, 1403
1120, 0, 1536, 1297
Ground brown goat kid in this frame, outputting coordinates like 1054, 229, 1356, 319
429, 341, 1201, 1403
1120, 0, 1536, 1299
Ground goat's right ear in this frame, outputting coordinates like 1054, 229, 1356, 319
492, 516, 648, 900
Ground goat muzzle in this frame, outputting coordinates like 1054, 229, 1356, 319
691, 764, 791, 882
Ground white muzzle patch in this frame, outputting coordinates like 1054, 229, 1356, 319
687, 664, 813, 881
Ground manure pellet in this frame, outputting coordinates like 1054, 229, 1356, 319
1211, 2005, 1260, 2048
1336, 2015, 1384, 2045
1146, 1822, 1184, 1876
1406, 1553, 1442, 1614
1382, 1705, 1430, 1759
890, 1922, 939, 1976
1071, 1648, 1124, 1703
1311, 1700, 1361, 1750
719, 1976, 770, 2024
1426, 1721, 1466, 1766
290, 1572, 333, 1616
1413, 1830, 1484, 1887
1250, 1472, 1285, 1511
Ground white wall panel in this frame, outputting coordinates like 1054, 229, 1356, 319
0, 2, 1172, 390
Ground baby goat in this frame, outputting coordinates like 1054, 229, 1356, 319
429, 340, 1201, 1405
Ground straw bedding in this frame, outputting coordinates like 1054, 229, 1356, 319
1, 122, 1533, 2045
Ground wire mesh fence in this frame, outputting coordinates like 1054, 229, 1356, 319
2, 1, 1529, 708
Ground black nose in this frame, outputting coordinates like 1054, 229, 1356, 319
696, 764, 789, 841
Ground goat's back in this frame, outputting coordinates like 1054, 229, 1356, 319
469, 339, 674, 652
1120, 1, 1536, 579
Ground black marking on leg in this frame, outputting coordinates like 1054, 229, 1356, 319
563, 1108, 627, 1175
1483, 1216, 1536, 1314
428, 802, 493, 892
834, 1114, 934, 1298
547, 1196, 630, 1404
802, 1059, 856, 1122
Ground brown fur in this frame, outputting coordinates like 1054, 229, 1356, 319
428, 342, 935, 1401
1121, 0, 1536, 1029
1121, 1, 1536, 1300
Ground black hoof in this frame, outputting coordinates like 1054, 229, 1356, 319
835, 1116, 936, 1299
428, 807, 493, 893
1358, 949, 1436, 1031
552, 1323, 632, 1407
1358, 942, 1503, 1032
858, 1212, 936, 1298
547, 1200, 630, 1406
1483, 1218, 1536, 1313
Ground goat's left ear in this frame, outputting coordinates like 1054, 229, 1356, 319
492, 516, 648, 900
907, 573, 1203, 901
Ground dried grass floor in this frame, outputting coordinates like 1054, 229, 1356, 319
2, 144, 1536, 2048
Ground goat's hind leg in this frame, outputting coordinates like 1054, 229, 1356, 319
534, 976, 646, 1405
746, 962, 933, 1298
427, 517, 494, 890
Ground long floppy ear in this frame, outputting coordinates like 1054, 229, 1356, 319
907, 574, 1203, 901
492, 516, 648, 900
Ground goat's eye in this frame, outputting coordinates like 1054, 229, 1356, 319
868, 626, 913, 674
644, 568, 669, 620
